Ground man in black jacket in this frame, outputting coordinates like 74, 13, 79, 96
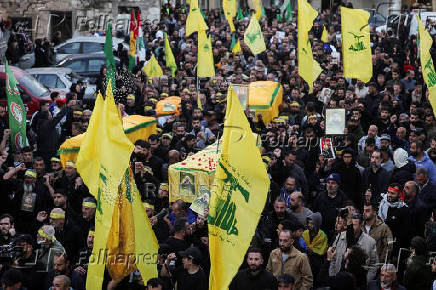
416, 167, 436, 209
49, 208, 83, 263
35, 103, 73, 166
313, 173, 350, 240
362, 150, 391, 204
258, 196, 299, 255
331, 148, 362, 209
378, 183, 411, 258
229, 247, 277, 290
404, 181, 429, 237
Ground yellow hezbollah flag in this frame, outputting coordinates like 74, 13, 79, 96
297, 0, 321, 93
244, 15, 266, 55
321, 26, 328, 43
418, 14, 436, 115
225, 13, 236, 32
76, 80, 135, 290
197, 29, 215, 77
223, 0, 236, 18
232, 39, 241, 54
341, 6, 372, 83
164, 33, 177, 77
107, 168, 159, 282
143, 55, 163, 78
208, 86, 270, 290
223, 0, 237, 31
253, 0, 262, 20
106, 171, 136, 282
186, 0, 209, 36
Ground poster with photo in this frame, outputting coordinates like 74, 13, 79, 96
325, 108, 345, 135
190, 186, 210, 216
179, 172, 196, 198
320, 138, 336, 159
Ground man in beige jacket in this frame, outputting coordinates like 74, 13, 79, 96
267, 229, 313, 290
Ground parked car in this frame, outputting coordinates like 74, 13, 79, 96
25, 67, 96, 99
365, 9, 388, 29
54, 36, 127, 63
55, 54, 120, 85
0, 65, 52, 117
17, 36, 127, 69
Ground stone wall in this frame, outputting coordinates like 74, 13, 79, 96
0, 0, 160, 40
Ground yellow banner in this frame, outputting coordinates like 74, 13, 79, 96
198, 30, 215, 77
77, 80, 134, 290
244, 15, 266, 55
208, 87, 270, 290
186, 0, 209, 36
418, 14, 436, 115
297, 0, 321, 93
143, 55, 163, 78
341, 6, 372, 83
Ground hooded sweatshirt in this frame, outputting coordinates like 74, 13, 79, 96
391, 148, 416, 187
302, 212, 328, 256
409, 152, 436, 183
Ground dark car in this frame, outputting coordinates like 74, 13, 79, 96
0, 65, 52, 118
55, 54, 120, 85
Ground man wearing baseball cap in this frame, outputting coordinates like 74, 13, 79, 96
313, 173, 351, 240
160, 246, 208, 290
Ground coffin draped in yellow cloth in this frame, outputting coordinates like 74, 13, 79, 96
248, 81, 283, 124
58, 115, 156, 168
155, 96, 181, 117
169, 135, 261, 203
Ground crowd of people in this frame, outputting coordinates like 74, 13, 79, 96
1, 0, 436, 289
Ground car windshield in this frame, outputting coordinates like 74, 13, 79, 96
19, 75, 49, 98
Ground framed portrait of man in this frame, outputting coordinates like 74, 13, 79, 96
325, 108, 345, 135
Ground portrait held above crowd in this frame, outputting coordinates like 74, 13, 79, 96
2, 0, 436, 289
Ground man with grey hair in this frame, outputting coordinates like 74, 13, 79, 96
36, 224, 66, 271
367, 264, 406, 289
288, 191, 312, 226
358, 125, 381, 154
52, 275, 71, 290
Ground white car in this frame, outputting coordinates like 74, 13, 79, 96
18, 36, 128, 69
25, 67, 96, 99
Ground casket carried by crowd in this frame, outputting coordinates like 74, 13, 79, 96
58, 115, 156, 168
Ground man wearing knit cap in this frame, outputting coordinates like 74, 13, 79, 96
313, 173, 350, 240
50, 157, 62, 172
5, 167, 52, 235
54, 161, 91, 213
77, 197, 96, 243
49, 207, 82, 263
36, 224, 65, 272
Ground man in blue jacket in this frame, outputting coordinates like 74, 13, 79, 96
409, 140, 436, 183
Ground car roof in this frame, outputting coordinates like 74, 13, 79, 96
58, 53, 121, 62
55, 36, 125, 48
0, 65, 27, 79
25, 67, 73, 74
62, 53, 110, 60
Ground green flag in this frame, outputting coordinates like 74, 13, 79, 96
200, 9, 207, 20
285, 0, 293, 23
4, 59, 27, 152
237, 8, 244, 21
104, 23, 116, 95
